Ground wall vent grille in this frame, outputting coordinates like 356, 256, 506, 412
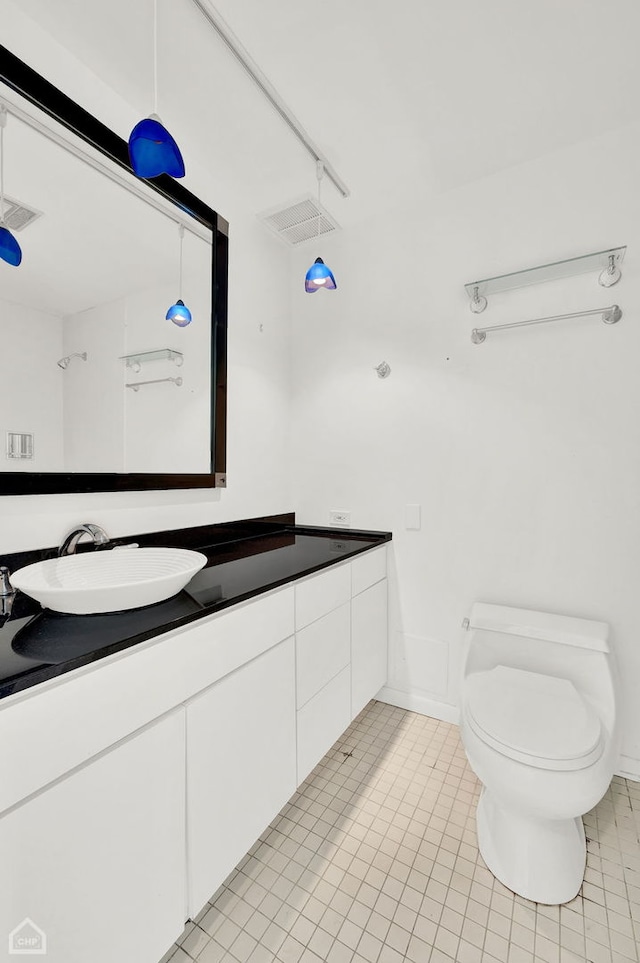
258, 194, 339, 246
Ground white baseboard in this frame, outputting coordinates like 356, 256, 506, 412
378, 688, 640, 785
617, 755, 640, 783
377, 686, 460, 725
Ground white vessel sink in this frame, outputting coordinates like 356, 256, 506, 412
11, 548, 208, 615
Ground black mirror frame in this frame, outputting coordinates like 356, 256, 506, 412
0, 43, 228, 495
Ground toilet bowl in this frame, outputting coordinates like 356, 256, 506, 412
460, 603, 619, 904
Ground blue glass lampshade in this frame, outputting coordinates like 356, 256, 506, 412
166, 299, 192, 327
304, 257, 336, 293
128, 114, 185, 179
0, 225, 22, 266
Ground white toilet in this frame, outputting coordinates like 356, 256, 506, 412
460, 602, 620, 905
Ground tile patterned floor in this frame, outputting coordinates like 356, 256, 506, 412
159, 701, 640, 963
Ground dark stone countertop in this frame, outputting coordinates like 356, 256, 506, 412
0, 513, 391, 701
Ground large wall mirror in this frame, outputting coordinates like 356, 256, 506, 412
0, 44, 228, 495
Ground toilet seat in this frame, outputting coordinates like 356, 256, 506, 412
464, 665, 603, 771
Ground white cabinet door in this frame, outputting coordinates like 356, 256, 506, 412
351, 579, 388, 716
0, 710, 186, 963
296, 603, 350, 708
296, 665, 351, 784
187, 637, 297, 918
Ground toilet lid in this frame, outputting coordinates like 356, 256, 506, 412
465, 665, 603, 771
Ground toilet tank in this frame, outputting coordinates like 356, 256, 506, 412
462, 603, 617, 732
468, 603, 610, 652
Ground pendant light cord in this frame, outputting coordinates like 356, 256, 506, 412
0, 107, 6, 223
178, 224, 184, 298
316, 160, 324, 239
153, 0, 159, 116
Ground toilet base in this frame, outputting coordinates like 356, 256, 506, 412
476, 788, 586, 904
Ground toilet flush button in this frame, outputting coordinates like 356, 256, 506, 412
405, 504, 421, 530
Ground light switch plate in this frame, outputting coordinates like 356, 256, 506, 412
404, 504, 421, 530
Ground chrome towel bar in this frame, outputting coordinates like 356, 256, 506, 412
125, 377, 183, 391
471, 304, 622, 344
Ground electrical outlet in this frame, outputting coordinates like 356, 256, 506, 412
329, 510, 351, 527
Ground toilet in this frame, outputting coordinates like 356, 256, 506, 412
459, 602, 620, 905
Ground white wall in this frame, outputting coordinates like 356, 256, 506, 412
0, 0, 293, 550
4, 0, 640, 778
122, 273, 211, 475
62, 301, 125, 472
291, 119, 640, 776
0, 299, 64, 471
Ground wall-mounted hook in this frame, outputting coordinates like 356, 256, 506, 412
374, 362, 391, 379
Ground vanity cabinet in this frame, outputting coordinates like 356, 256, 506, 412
295, 597, 352, 782
186, 636, 297, 917
0, 710, 186, 963
0, 542, 388, 963
294, 545, 388, 782
187, 545, 388, 911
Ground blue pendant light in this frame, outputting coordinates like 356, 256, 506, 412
128, 0, 185, 180
0, 225, 22, 267
304, 162, 336, 293
0, 108, 22, 267
305, 257, 336, 293
166, 298, 192, 327
129, 114, 185, 179
166, 225, 193, 326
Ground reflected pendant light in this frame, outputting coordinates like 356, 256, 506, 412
128, 0, 185, 179
305, 257, 336, 293
0, 108, 22, 267
166, 224, 192, 326
304, 162, 336, 293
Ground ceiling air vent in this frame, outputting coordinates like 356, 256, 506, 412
258, 194, 340, 246
1, 193, 43, 232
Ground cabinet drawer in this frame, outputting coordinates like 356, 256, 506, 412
296, 603, 350, 709
296, 665, 351, 783
295, 562, 351, 630
351, 545, 387, 597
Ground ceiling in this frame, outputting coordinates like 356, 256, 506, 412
11, 0, 640, 229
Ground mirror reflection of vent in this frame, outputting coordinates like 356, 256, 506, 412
1, 193, 43, 232
258, 194, 340, 246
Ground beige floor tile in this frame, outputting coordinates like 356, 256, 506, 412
156, 702, 640, 963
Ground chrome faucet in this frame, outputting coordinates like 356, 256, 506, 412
58, 523, 110, 557
0, 566, 15, 624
